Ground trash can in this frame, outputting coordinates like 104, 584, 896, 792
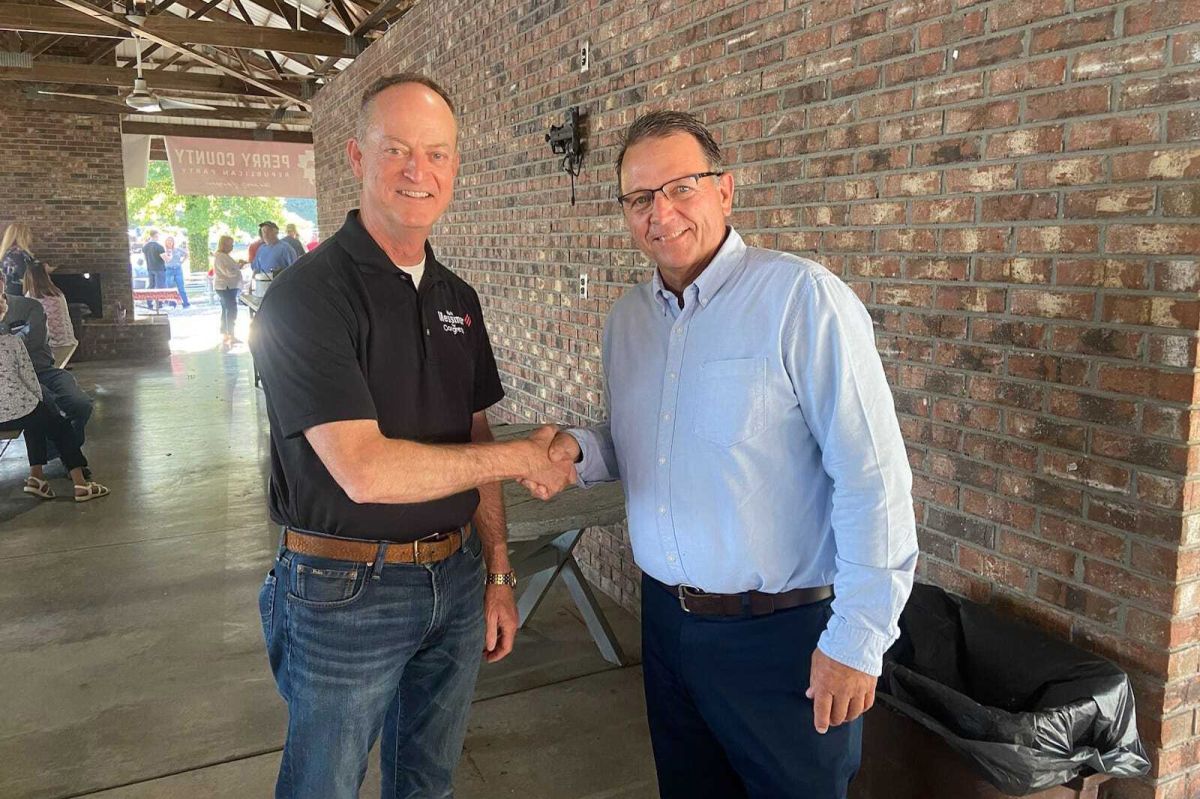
856, 583, 1150, 798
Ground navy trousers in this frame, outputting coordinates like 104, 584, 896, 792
641, 573, 862, 799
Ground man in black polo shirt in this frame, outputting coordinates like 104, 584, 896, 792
251, 74, 570, 799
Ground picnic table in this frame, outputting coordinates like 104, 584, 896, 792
493, 423, 629, 665
132, 287, 183, 314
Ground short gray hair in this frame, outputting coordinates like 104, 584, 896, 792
356, 73, 456, 142
615, 111, 723, 190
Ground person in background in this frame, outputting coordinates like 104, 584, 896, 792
2, 294, 94, 453
305, 234, 319, 252
141, 230, 167, 310
249, 221, 297, 276
162, 236, 191, 309
2, 222, 50, 297
282, 223, 306, 260
247, 232, 264, 266
22, 261, 76, 349
212, 235, 245, 348
0, 292, 108, 502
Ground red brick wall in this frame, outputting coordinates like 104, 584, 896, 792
312, 2, 1200, 795
0, 85, 132, 316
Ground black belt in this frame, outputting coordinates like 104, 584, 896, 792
652, 576, 833, 617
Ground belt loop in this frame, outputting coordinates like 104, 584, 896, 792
740, 592, 752, 618
276, 526, 289, 559
370, 541, 388, 580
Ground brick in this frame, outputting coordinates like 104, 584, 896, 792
1066, 114, 1160, 151
1016, 226, 1100, 254
985, 126, 1064, 159
1056, 259, 1148, 289
886, 0, 955, 28
1096, 365, 1196, 403
1168, 108, 1200, 141
958, 545, 1032, 590
1039, 514, 1126, 561
1084, 560, 1175, 613
942, 227, 1009, 252
935, 286, 1006, 312
1163, 184, 1200, 218
1092, 429, 1191, 473
988, 0, 1069, 30
1072, 38, 1168, 80
878, 228, 938, 252
878, 111, 943, 143
1042, 451, 1130, 494
981, 193, 1058, 221
1175, 30, 1200, 65
1124, 0, 1200, 35
1048, 325, 1142, 359
1021, 157, 1106, 188
989, 57, 1067, 95
1121, 70, 1200, 111
946, 100, 1021, 133
1064, 187, 1155, 218
974, 257, 1051, 284
1035, 574, 1121, 625
1025, 86, 1111, 122
1108, 224, 1200, 255
971, 319, 1047, 348
918, 11, 985, 49
1006, 351, 1088, 384
1101, 295, 1200, 329
966, 376, 1043, 411
1030, 11, 1116, 54
914, 73, 984, 108
998, 531, 1076, 576
858, 31, 915, 64
911, 197, 974, 223
945, 164, 1016, 192
953, 34, 1024, 70
914, 137, 981, 167
1047, 388, 1137, 426
849, 201, 906, 226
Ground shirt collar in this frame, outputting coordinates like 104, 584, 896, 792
651, 227, 746, 314
336, 209, 448, 286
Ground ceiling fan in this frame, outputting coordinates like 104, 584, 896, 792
38, 34, 216, 114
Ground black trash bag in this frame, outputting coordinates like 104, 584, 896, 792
877, 583, 1150, 796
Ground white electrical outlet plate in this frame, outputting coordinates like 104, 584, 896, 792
580, 40, 590, 73
579, 273, 589, 299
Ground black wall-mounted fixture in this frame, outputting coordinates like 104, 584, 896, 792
546, 107, 585, 206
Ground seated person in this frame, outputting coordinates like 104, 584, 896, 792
22, 261, 77, 349
0, 292, 108, 501
2, 293, 94, 448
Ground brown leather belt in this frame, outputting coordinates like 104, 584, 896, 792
284, 528, 465, 565
654, 577, 833, 617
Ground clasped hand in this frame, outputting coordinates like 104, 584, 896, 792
519, 426, 579, 500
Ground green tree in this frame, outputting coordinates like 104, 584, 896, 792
126, 161, 285, 272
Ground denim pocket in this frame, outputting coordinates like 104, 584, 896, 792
287, 560, 368, 609
258, 569, 277, 640
693, 357, 766, 446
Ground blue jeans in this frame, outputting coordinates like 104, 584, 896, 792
39, 367, 92, 447
259, 532, 486, 799
166, 267, 190, 306
641, 574, 862, 798
216, 289, 238, 336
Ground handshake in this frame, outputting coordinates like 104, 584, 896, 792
516, 426, 582, 501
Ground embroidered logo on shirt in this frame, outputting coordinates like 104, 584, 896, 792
437, 309, 466, 335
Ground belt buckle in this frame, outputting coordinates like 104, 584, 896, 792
411, 540, 422, 564
677, 584, 700, 613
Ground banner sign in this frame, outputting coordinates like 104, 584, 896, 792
164, 136, 315, 197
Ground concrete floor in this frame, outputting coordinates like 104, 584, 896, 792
0, 344, 656, 799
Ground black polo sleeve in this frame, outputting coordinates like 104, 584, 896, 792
468, 291, 505, 413
251, 279, 377, 439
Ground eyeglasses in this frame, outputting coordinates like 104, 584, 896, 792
616, 171, 724, 214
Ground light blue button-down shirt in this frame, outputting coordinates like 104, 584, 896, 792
569, 228, 918, 676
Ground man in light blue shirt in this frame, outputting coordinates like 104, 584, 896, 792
529, 111, 918, 798
251, 220, 298, 275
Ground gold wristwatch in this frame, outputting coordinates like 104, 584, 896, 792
486, 571, 518, 587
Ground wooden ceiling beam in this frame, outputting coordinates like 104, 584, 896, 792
51, 0, 310, 106
0, 3, 366, 57
0, 60, 307, 98
122, 119, 313, 142
21, 91, 311, 123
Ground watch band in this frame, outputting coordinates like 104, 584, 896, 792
485, 571, 518, 588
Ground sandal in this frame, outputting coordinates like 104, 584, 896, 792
23, 476, 55, 499
74, 481, 110, 503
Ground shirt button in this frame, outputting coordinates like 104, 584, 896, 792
658, 456, 667, 465
669, 372, 677, 380
662, 412, 670, 421
667, 554, 677, 563
658, 506, 667, 514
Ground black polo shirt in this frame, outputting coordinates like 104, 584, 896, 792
250, 210, 505, 542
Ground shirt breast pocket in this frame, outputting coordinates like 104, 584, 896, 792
692, 357, 766, 447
